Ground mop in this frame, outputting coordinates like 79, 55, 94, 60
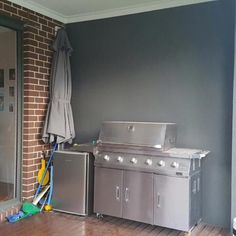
6, 144, 57, 223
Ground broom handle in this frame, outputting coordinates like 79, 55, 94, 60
34, 143, 58, 199
46, 165, 53, 205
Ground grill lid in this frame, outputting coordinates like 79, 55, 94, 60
98, 121, 177, 151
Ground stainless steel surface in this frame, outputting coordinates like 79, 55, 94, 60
53, 151, 94, 216
95, 145, 209, 160
94, 167, 123, 218
69, 143, 95, 153
94, 152, 200, 177
98, 121, 177, 150
154, 174, 190, 231
93, 121, 210, 232
122, 171, 153, 224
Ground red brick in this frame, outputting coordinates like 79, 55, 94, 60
38, 17, 47, 25
22, 172, 34, 179
24, 52, 38, 59
35, 73, 43, 79
24, 128, 38, 133
24, 58, 35, 65
23, 122, 35, 128
1, 1, 63, 211
39, 91, 49, 97
35, 60, 44, 67
39, 80, 48, 86
36, 49, 45, 55
24, 84, 35, 90
24, 90, 39, 97
24, 65, 38, 72
39, 55, 47, 61
24, 105, 37, 111
42, 25, 53, 33
24, 97, 34, 103
24, 71, 34, 77
35, 85, 44, 91
38, 104, 47, 110
0, 10, 11, 17
24, 78, 38, 85
39, 67, 47, 74
23, 134, 35, 140
39, 42, 48, 50
4, 4, 17, 14
35, 35, 44, 42
24, 116, 37, 122
24, 38, 38, 47
35, 110, 45, 115
23, 140, 38, 147
35, 122, 43, 128
24, 32, 35, 39
24, 45, 35, 52
24, 110, 35, 115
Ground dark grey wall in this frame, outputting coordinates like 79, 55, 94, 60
231, 0, 236, 226
67, 1, 234, 227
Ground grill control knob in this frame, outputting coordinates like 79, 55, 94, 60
117, 156, 124, 163
130, 158, 137, 164
171, 161, 179, 168
103, 155, 110, 161
145, 159, 152, 166
158, 160, 165, 167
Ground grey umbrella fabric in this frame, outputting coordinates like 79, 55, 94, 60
42, 28, 75, 144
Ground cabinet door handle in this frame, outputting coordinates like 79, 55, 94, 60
157, 193, 161, 208
125, 187, 129, 202
115, 186, 120, 201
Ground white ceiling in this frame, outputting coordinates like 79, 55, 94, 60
9, 0, 216, 23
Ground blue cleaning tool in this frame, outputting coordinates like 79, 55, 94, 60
34, 143, 57, 200
6, 211, 29, 223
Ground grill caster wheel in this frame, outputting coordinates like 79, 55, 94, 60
96, 213, 103, 219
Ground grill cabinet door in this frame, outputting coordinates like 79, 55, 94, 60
154, 175, 190, 231
94, 167, 123, 217
123, 170, 153, 224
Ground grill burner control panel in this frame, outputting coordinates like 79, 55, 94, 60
95, 152, 200, 176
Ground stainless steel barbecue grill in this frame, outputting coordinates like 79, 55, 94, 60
93, 121, 209, 232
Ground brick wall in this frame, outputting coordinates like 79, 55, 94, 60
0, 0, 63, 221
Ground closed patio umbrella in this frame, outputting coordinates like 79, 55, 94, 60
42, 28, 75, 144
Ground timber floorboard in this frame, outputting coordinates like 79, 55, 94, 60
0, 212, 230, 236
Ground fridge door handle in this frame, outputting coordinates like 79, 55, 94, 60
197, 177, 200, 192
192, 180, 197, 194
115, 186, 120, 201
157, 193, 161, 208
125, 187, 129, 202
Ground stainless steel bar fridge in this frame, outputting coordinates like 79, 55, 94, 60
52, 150, 94, 216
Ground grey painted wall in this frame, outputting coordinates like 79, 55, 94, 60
67, 1, 234, 227
232, 0, 236, 226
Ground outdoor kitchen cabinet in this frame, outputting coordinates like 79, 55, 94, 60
123, 171, 153, 224
154, 174, 200, 232
94, 121, 209, 232
94, 167, 153, 224
94, 167, 123, 218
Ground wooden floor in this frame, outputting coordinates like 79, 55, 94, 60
0, 212, 229, 236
